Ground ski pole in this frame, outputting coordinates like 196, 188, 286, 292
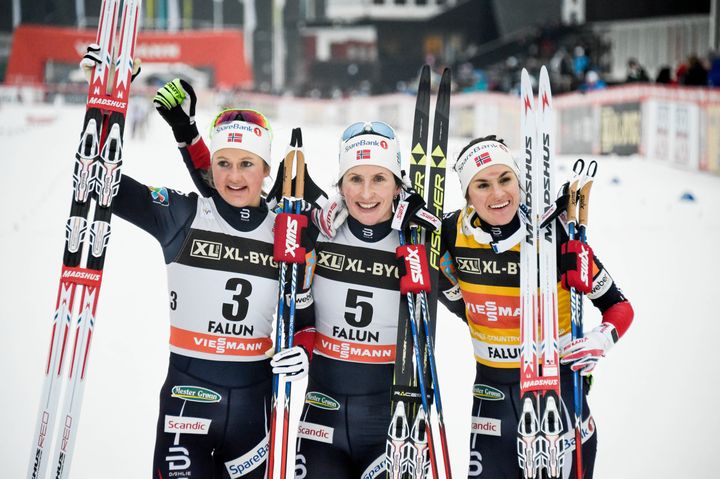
397, 229, 439, 479
267, 128, 300, 479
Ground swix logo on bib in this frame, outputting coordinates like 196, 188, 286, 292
312, 232, 401, 364
167, 199, 277, 361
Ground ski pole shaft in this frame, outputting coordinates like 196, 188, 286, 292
398, 230, 439, 479
410, 228, 452, 479
267, 129, 300, 479
279, 130, 306, 478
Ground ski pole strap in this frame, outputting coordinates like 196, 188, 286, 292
396, 243, 432, 294
273, 213, 308, 263
539, 186, 570, 229
560, 240, 594, 294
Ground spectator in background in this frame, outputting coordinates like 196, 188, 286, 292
626, 58, 650, 83
655, 66, 675, 84
573, 45, 590, 81
709, 56, 720, 87
579, 70, 606, 92
683, 55, 708, 86
676, 61, 689, 85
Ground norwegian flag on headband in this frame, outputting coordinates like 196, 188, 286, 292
228, 132, 243, 143
474, 151, 492, 167
356, 149, 371, 160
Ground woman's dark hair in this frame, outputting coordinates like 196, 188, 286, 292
457, 135, 507, 159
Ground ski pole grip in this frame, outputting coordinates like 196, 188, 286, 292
295, 149, 306, 199
282, 152, 294, 199
567, 178, 580, 224
396, 244, 432, 294
273, 213, 307, 263
578, 179, 594, 227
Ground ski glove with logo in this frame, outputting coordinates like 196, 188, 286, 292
391, 186, 441, 232
153, 78, 200, 146
312, 194, 348, 238
561, 323, 618, 376
314, 184, 440, 239
80, 43, 141, 84
269, 346, 309, 381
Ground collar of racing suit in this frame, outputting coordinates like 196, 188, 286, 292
347, 215, 393, 242
461, 207, 523, 253
211, 191, 269, 232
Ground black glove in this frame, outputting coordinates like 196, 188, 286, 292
393, 186, 441, 232
153, 78, 199, 146
539, 180, 570, 228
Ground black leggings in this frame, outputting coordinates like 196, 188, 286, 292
294, 377, 391, 479
467, 367, 597, 478
152, 357, 272, 479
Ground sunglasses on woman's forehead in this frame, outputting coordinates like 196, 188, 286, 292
341, 121, 396, 142
211, 108, 271, 131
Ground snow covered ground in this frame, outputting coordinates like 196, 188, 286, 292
1, 101, 719, 478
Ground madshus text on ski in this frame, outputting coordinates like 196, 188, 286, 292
26, 2, 634, 477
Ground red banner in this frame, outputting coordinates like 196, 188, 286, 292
6, 25, 252, 88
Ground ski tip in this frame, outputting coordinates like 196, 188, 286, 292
520, 69, 533, 95
294, 127, 303, 148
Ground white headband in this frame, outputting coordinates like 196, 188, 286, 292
209, 120, 272, 164
453, 140, 519, 196
338, 133, 402, 180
